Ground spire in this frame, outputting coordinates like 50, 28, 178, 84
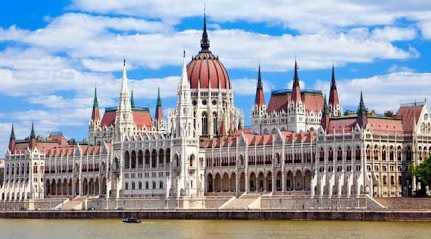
29, 122, 36, 149
155, 87, 163, 124
200, 8, 210, 52
291, 60, 302, 103
328, 65, 340, 110
130, 90, 135, 108
356, 91, 368, 128
180, 50, 191, 90
30, 122, 35, 140
91, 88, 100, 121
156, 87, 162, 107
8, 124, 16, 153
254, 64, 265, 106
321, 95, 330, 131
121, 59, 128, 93
357, 91, 367, 115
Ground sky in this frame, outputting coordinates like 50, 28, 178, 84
0, 0, 431, 152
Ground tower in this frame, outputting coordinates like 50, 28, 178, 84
321, 95, 330, 131
252, 65, 267, 134
115, 59, 134, 141
155, 87, 164, 130
8, 124, 16, 154
88, 88, 101, 144
287, 61, 306, 132
356, 91, 368, 128
328, 66, 341, 117
171, 52, 202, 198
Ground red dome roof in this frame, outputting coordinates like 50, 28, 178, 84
186, 13, 231, 90
187, 52, 231, 89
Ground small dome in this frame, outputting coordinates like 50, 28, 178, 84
186, 13, 231, 90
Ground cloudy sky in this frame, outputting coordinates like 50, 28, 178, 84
0, 0, 431, 151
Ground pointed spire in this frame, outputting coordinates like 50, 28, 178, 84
29, 122, 37, 150
255, 64, 265, 106
321, 95, 330, 131
291, 60, 302, 103
180, 50, 190, 90
91, 88, 100, 121
155, 87, 163, 129
93, 87, 99, 108
30, 122, 35, 139
200, 7, 210, 52
8, 124, 16, 153
121, 59, 128, 93
356, 91, 368, 128
130, 90, 135, 108
156, 87, 162, 107
328, 65, 340, 110
357, 91, 367, 115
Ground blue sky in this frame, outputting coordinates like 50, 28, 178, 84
1, 0, 431, 151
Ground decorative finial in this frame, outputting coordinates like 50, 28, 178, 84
200, 5, 210, 52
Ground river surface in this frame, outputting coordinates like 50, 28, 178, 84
1, 219, 431, 239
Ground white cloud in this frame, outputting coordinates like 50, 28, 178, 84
71, 0, 431, 33
315, 71, 431, 113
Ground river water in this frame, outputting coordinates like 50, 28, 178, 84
1, 219, 431, 239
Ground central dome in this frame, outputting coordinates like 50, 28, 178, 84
186, 15, 231, 90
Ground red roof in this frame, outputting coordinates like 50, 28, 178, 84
187, 52, 231, 89
267, 90, 324, 113
398, 104, 423, 133
100, 109, 153, 129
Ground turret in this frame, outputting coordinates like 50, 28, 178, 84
115, 59, 134, 140
356, 91, 368, 128
291, 61, 302, 104
328, 65, 341, 117
321, 96, 330, 131
8, 124, 16, 153
155, 87, 163, 130
254, 64, 265, 107
91, 88, 100, 122
29, 122, 37, 150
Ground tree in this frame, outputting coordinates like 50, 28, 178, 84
412, 156, 431, 196
384, 111, 394, 117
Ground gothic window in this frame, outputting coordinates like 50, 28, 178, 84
213, 112, 218, 136
202, 112, 208, 136
319, 148, 324, 162
356, 146, 361, 161
124, 151, 130, 169
145, 150, 150, 166
346, 147, 352, 161
138, 150, 143, 168
131, 151, 136, 169
166, 148, 171, 165
159, 149, 164, 166
337, 147, 343, 161
328, 147, 334, 161
151, 150, 157, 168
190, 155, 195, 167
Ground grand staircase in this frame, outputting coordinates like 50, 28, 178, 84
220, 193, 261, 209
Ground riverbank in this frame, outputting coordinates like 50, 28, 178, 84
2, 209, 431, 221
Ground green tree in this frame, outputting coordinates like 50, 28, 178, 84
413, 156, 431, 196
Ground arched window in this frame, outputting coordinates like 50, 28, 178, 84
166, 148, 171, 165
159, 149, 164, 166
145, 150, 150, 166
138, 150, 143, 168
337, 147, 343, 161
213, 112, 218, 136
190, 155, 195, 167
355, 146, 361, 161
346, 147, 352, 161
319, 148, 324, 161
124, 151, 130, 169
202, 112, 208, 136
151, 150, 157, 168
131, 151, 136, 169
389, 146, 394, 161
